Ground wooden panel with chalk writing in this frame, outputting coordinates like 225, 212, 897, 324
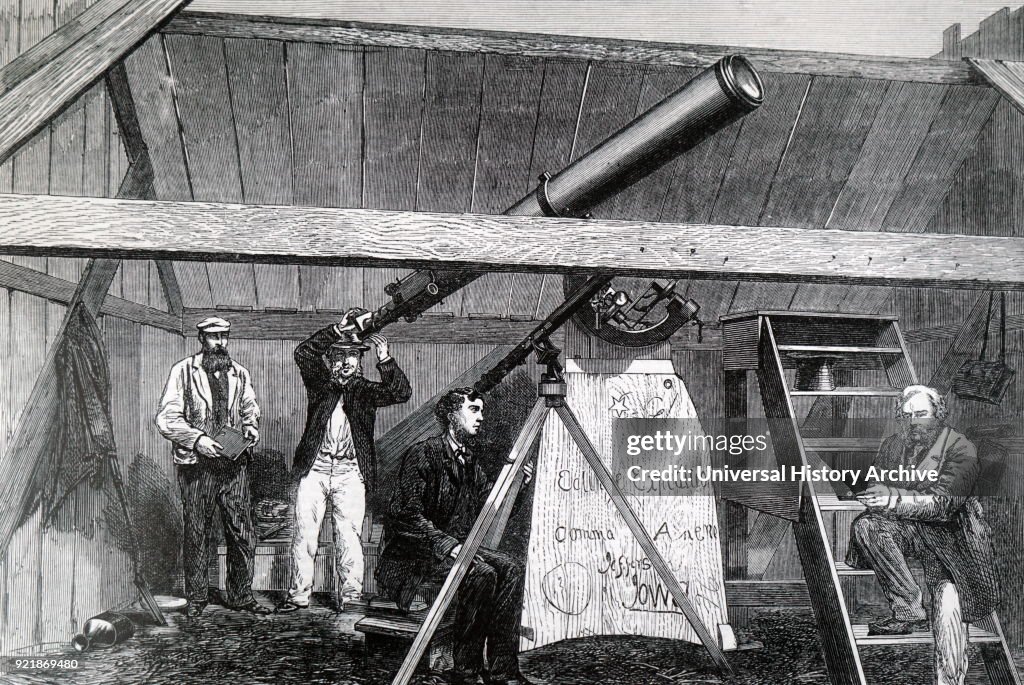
521, 359, 729, 651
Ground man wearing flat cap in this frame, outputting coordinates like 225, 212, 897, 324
156, 316, 270, 617
277, 308, 411, 613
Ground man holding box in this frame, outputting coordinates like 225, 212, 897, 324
155, 316, 269, 618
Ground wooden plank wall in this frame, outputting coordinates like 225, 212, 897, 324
136, 23, 1006, 328
931, 6, 1024, 239
0, 257, 183, 653
913, 10, 1024, 646
0, 0, 151, 653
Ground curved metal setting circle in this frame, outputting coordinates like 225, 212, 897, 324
563, 275, 701, 348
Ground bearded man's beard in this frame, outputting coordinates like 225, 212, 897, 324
902, 420, 942, 448
202, 346, 232, 374
330, 366, 361, 385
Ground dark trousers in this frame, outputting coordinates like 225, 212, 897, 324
850, 512, 952, 621
437, 547, 525, 681
177, 459, 256, 606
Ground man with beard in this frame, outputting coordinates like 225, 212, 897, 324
846, 385, 998, 685
377, 388, 534, 685
156, 317, 269, 617
276, 308, 411, 613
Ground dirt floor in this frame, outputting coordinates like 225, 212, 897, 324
3, 596, 1022, 685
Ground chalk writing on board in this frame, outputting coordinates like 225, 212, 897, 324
554, 525, 617, 542
541, 562, 592, 616
623, 571, 723, 615
597, 552, 652, 579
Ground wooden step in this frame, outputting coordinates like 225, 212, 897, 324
347, 597, 429, 617
777, 345, 902, 354
803, 437, 882, 452
815, 493, 866, 511
355, 614, 425, 639
834, 561, 874, 576
354, 612, 454, 640
791, 387, 901, 397
853, 624, 1001, 646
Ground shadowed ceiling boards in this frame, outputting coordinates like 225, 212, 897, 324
111, 16, 1009, 322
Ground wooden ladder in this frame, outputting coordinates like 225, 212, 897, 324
720, 310, 1020, 685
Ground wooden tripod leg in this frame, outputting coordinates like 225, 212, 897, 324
107, 455, 167, 626
552, 402, 733, 675
390, 397, 550, 685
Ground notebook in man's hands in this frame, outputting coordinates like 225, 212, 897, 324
212, 425, 253, 460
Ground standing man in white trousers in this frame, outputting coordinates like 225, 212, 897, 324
277, 309, 411, 612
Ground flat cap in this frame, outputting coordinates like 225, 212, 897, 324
196, 316, 231, 333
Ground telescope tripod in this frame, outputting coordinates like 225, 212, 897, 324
390, 340, 731, 685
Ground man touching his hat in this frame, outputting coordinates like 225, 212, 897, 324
277, 308, 412, 613
156, 317, 270, 617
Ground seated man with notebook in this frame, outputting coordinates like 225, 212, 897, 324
845, 385, 998, 685
155, 316, 271, 617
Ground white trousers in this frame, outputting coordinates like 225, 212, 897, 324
287, 454, 365, 605
932, 581, 969, 685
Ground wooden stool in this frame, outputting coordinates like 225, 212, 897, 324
353, 591, 455, 673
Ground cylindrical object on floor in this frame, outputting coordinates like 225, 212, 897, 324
72, 611, 135, 652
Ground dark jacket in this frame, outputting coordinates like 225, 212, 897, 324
376, 435, 492, 608
846, 427, 998, 622
292, 325, 411, 500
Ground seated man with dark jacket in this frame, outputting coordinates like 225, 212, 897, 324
377, 388, 533, 685
846, 385, 998, 685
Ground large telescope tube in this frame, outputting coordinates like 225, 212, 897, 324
506, 54, 762, 217
365, 55, 763, 332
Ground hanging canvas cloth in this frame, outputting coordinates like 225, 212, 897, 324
520, 358, 730, 651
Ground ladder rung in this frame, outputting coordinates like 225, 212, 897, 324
803, 438, 882, 452
815, 493, 866, 511
777, 345, 903, 354
853, 624, 1001, 646
834, 562, 874, 576
791, 387, 901, 397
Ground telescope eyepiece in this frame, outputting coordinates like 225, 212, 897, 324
716, 54, 764, 111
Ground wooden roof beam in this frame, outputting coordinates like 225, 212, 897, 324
0, 0, 194, 166
181, 307, 540, 343
2, 194, 1023, 291
968, 58, 1024, 116
105, 60, 158, 201
3, 257, 1008, 348
0, 259, 181, 332
164, 11, 985, 86
106, 59, 184, 317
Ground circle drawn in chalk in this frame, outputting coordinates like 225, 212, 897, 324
541, 562, 591, 616
663, 379, 673, 389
